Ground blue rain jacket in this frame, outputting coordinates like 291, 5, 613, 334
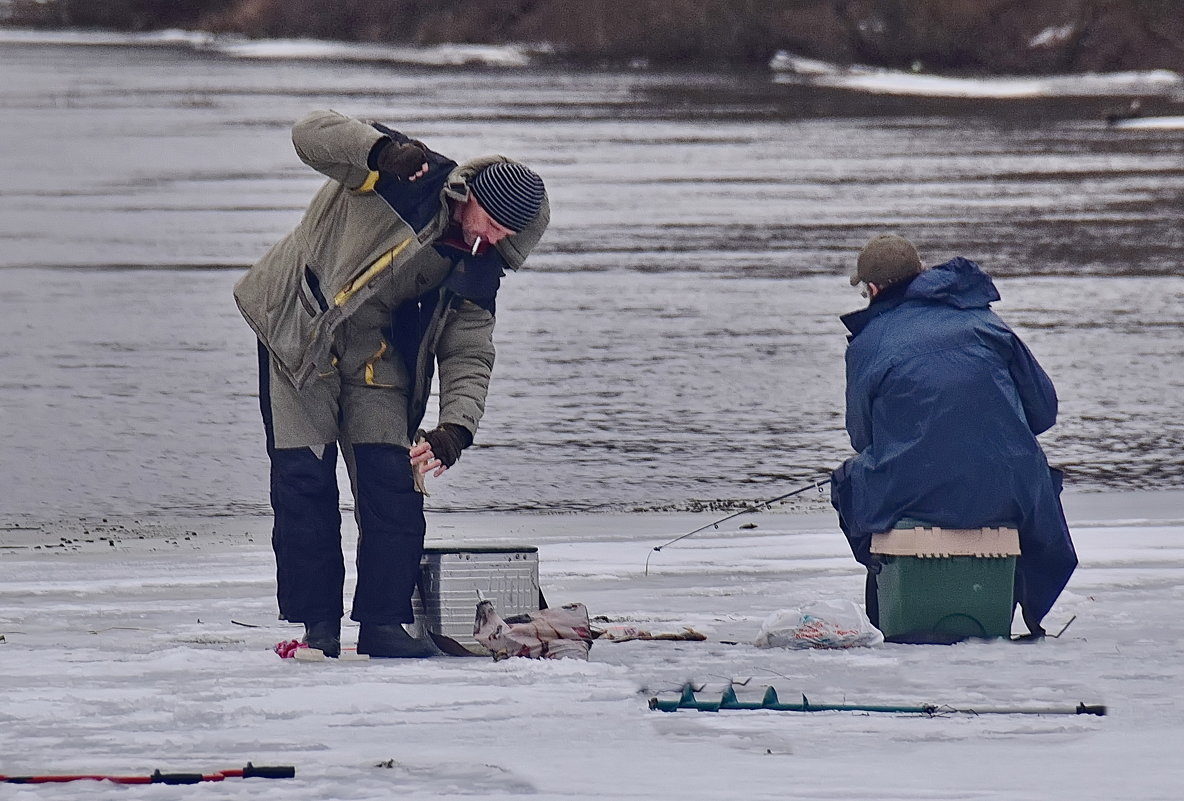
831, 257, 1077, 631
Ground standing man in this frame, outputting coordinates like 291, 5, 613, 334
831, 235, 1077, 639
234, 110, 548, 658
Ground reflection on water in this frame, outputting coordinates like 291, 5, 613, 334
0, 40, 1181, 517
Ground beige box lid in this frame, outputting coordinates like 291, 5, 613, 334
870, 526, 1021, 557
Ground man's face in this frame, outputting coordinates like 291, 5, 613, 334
456, 196, 516, 248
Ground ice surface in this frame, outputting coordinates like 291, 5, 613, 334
1, 493, 1181, 799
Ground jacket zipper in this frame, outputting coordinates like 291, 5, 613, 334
333, 236, 414, 308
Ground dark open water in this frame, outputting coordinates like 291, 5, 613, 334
1, 34, 1182, 518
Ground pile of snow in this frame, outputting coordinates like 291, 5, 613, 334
769, 50, 1184, 99
0, 27, 551, 67
1028, 24, 1076, 50
211, 38, 550, 67
1111, 115, 1184, 129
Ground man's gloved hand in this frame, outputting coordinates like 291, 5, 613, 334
415, 423, 473, 469
376, 140, 428, 181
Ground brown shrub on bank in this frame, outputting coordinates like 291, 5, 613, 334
4, 0, 1183, 73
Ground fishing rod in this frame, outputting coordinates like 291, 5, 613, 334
649, 683, 1106, 717
0, 763, 295, 785
644, 476, 832, 575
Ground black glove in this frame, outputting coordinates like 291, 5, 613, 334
415, 423, 473, 468
376, 140, 428, 181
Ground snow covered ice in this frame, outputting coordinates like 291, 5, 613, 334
2, 491, 1182, 799
1, 31, 1183, 800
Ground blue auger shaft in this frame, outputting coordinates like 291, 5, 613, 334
648, 684, 1105, 716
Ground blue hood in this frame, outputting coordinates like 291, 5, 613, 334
842, 257, 1002, 337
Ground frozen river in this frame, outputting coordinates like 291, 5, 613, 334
1, 32, 1182, 519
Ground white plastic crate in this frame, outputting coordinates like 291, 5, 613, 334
411, 544, 540, 654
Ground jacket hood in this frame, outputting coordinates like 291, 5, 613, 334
841, 256, 1000, 336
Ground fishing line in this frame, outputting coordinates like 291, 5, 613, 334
644, 477, 832, 575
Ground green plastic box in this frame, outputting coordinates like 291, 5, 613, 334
872, 522, 1019, 641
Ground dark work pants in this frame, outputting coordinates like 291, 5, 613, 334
269, 444, 344, 623
259, 345, 425, 625
864, 568, 880, 628
349, 443, 426, 624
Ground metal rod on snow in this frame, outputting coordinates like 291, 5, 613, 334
648, 684, 1106, 717
644, 477, 832, 575
0, 763, 296, 785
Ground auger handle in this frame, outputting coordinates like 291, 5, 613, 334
241, 763, 296, 779
150, 770, 207, 784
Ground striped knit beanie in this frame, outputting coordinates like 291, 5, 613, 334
470, 162, 545, 233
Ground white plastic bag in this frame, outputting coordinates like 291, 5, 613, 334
754, 599, 884, 649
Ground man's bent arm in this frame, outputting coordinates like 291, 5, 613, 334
1008, 336, 1058, 435
291, 109, 386, 189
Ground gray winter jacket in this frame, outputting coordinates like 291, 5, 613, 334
234, 109, 549, 437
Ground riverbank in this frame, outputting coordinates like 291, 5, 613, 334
4, 0, 1184, 73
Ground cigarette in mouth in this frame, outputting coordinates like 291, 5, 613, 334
471, 237, 481, 256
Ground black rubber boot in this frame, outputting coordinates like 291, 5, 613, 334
357, 623, 437, 658
302, 619, 341, 658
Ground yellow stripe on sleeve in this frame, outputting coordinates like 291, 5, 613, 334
357, 170, 380, 193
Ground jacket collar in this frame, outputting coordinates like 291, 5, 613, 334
840, 277, 915, 337
840, 257, 1001, 337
